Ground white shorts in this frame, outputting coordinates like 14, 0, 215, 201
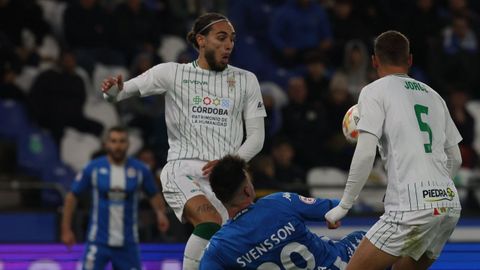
366, 207, 461, 260
159, 160, 228, 224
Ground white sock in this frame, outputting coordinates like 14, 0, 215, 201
182, 234, 209, 270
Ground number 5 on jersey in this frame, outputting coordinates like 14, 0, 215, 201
414, 104, 432, 153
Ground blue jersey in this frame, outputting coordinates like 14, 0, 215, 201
71, 156, 158, 247
200, 192, 364, 270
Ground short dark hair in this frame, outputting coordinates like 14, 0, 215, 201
374, 30, 410, 66
209, 155, 248, 204
105, 126, 128, 140
186, 13, 229, 50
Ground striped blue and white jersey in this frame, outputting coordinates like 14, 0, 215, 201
71, 156, 158, 247
128, 61, 267, 162
200, 192, 361, 270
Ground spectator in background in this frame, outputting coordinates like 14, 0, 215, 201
111, 0, 162, 66
281, 76, 328, 169
0, 0, 49, 66
447, 87, 477, 168
64, 0, 123, 75
270, 0, 332, 67
328, 0, 369, 67
323, 72, 356, 171
405, 0, 443, 73
440, 0, 480, 33
260, 82, 287, 140
28, 50, 104, 144
61, 126, 169, 270
303, 51, 331, 109
337, 40, 372, 100
248, 154, 282, 198
430, 15, 480, 96
0, 34, 26, 103
270, 137, 308, 195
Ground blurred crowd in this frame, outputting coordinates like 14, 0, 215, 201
1, 0, 480, 217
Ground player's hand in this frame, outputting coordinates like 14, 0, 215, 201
202, 160, 219, 176
101, 74, 123, 98
325, 205, 349, 225
156, 211, 170, 233
326, 220, 341, 229
61, 228, 76, 249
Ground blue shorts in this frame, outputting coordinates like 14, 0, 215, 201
325, 230, 366, 270
82, 242, 141, 270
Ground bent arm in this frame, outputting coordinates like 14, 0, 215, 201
236, 117, 265, 162
445, 144, 462, 179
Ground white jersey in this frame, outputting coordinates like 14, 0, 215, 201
357, 74, 462, 212
129, 61, 266, 161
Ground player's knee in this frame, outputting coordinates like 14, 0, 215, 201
192, 222, 221, 241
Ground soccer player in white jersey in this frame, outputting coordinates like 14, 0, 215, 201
324, 30, 463, 270
61, 126, 170, 270
100, 13, 267, 269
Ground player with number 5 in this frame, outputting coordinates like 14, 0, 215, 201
325, 30, 463, 270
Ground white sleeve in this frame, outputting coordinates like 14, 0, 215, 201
357, 85, 384, 139
131, 63, 174, 97
243, 72, 267, 119
235, 117, 265, 162
339, 131, 378, 209
445, 144, 462, 179
103, 81, 140, 103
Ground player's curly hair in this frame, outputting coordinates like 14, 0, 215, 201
186, 13, 229, 50
374, 30, 410, 66
210, 155, 248, 205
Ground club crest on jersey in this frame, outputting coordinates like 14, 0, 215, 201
99, 167, 108, 175
227, 76, 236, 91
299, 195, 316, 204
127, 167, 136, 178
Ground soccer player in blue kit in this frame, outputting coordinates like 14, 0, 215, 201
199, 155, 365, 270
61, 126, 170, 270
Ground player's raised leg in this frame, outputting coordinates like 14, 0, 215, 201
182, 195, 222, 270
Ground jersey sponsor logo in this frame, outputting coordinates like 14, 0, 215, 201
236, 222, 295, 267
108, 187, 126, 202
423, 187, 455, 202
192, 106, 229, 115
191, 96, 232, 127
299, 195, 316, 204
182, 79, 208, 85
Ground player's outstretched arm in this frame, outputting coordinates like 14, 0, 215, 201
101, 74, 140, 103
325, 131, 378, 224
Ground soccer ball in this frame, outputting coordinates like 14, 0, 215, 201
342, 104, 360, 143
